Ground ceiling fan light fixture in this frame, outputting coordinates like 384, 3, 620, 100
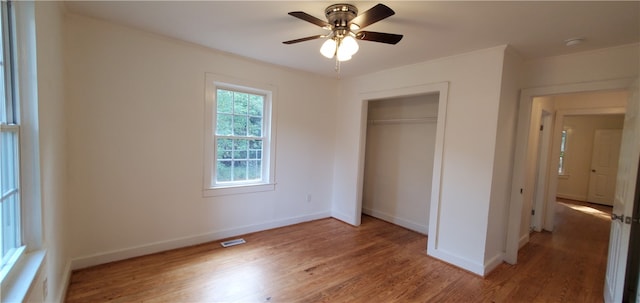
284, 3, 402, 69
336, 50, 352, 61
341, 35, 359, 55
320, 38, 337, 58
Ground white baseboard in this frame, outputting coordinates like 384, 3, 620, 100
331, 210, 358, 226
70, 211, 331, 270
426, 246, 484, 276
362, 207, 428, 235
55, 260, 72, 303
556, 193, 586, 201
484, 252, 505, 276
518, 233, 529, 249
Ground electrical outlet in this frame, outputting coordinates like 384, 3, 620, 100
306, 194, 312, 202
43, 278, 48, 299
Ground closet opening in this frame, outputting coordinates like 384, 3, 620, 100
361, 93, 440, 235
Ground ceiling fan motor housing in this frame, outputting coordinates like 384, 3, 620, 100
325, 3, 358, 35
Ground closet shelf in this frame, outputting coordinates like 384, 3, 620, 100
367, 117, 437, 125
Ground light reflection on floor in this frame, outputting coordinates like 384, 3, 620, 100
201, 264, 267, 302
559, 201, 611, 221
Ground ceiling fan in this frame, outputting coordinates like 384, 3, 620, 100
283, 3, 403, 63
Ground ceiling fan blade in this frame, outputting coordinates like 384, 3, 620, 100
349, 3, 395, 30
356, 31, 403, 45
288, 11, 331, 28
283, 35, 324, 45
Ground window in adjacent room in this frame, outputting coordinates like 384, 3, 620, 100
558, 128, 568, 175
204, 74, 276, 196
0, 0, 22, 273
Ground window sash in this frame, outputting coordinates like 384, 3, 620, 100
0, 125, 21, 269
211, 86, 270, 188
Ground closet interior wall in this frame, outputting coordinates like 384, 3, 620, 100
362, 93, 440, 234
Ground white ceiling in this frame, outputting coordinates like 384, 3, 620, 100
64, 1, 640, 78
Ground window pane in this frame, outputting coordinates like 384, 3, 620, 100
216, 160, 232, 182
233, 115, 248, 136
248, 160, 261, 180
215, 113, 233, 136
233, 160, 247, 180
234, 138, 248, 151
217, 138, 232, 151
217, 89, 233, 114
249, 117, 262, 137
216, 138, 232, 161
233, 150, 247, 159
249, 139, 262, 150
233, 92, 248, 115
248, 95, 263, 117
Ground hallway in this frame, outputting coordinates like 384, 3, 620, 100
485, 198, 611, 302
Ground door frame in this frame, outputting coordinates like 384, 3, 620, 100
505, 77, 636, 264
545, 109, 626, 230
354, 82, 449, 234
531, 110, 553, 232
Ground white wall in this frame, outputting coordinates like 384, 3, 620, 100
523, 44, 639, 88
64, 13, 338, 268
557, 114, 625, 201
334, 46, 508, 275
362, 94, 439, 234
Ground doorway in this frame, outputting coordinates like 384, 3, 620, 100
361, 94, 439, 234
506, 78, 639, 302
354, 81, 448, 239
506, 81, 633, 264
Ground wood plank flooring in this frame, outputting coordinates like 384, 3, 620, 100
65, 200, 612, 302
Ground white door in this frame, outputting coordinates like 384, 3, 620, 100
587, 129, 623, 206
604, 80, 639, 303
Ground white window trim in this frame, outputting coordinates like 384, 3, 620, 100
0, 2, 45, 302
203, 73, 277, 197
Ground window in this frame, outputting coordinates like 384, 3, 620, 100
558, 128, 568, 175
0, 0, 22, 272
204, 74, 276, 196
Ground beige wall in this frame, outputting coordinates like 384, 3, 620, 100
64, 13, 339, 268
557, 115, 625, 201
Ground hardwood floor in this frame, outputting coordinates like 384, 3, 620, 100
66, 200, 611, 302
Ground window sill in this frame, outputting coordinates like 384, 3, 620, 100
1, 249, 45, 303
204, 183, 275, 197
